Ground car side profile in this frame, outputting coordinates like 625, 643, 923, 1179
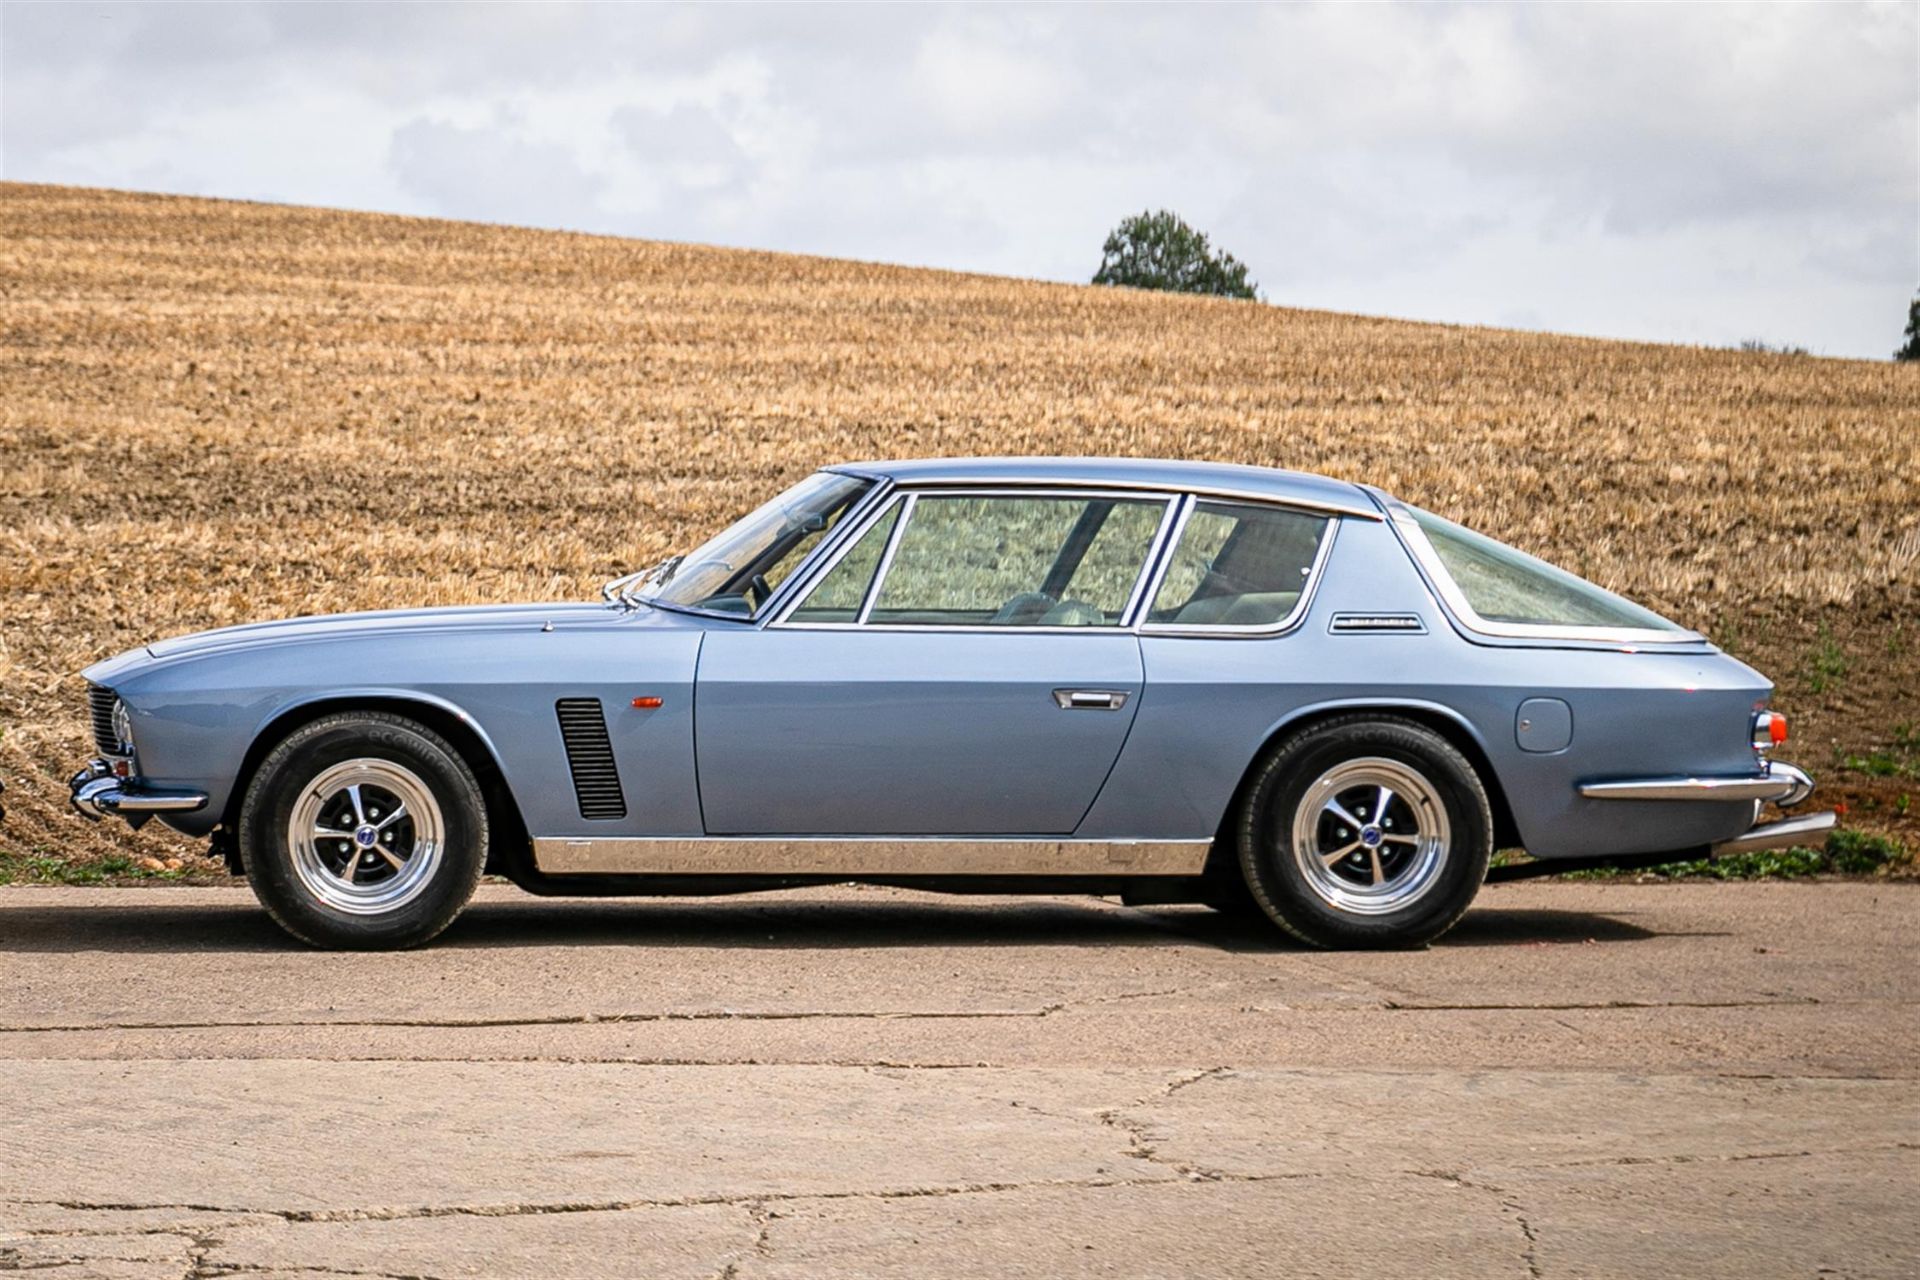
69, 457, 1833, 949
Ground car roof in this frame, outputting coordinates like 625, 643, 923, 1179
826, 457, 1383, 519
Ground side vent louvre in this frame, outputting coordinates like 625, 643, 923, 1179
555, 698, 626, 820
1329, 612, 1426, 635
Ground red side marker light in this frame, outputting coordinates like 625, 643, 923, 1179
1771, 715, 1788, 745
632, 696, 663, 710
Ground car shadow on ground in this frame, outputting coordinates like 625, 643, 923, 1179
0, 892, 1673, 954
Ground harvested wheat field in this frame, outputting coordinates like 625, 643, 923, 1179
0, 182, 1914, 875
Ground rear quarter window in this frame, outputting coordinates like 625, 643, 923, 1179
1403, 507, 1685, 633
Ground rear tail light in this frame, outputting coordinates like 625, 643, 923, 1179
1753, 711, 1787, 752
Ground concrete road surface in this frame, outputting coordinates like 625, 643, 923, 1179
0, 880, 1914, 1279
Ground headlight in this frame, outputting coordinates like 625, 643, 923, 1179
111, 698, 136, 755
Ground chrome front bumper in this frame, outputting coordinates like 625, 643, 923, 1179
68, 758, 208, 825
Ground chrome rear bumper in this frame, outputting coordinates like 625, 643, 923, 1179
68, 759, 208, 823
1579, 761, 1814, 807
1581, 760, 1835, 857
1710, 809, 1838, 857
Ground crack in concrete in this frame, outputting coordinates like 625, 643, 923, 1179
1045, 985, 1194, 1011
200, 1264, 451, 1280
0, 1009, 1064, 1036
0, 1228, 211, 1279
3, 1167, 1308, 1233
1380, 997, 1822, 1012
8, 1226, 218, 1242
0, 1053, 997, 1070
1162, 1065, 1229, 1096
3, 1176, 1193, 1227
708, 1199, 780, 1280
2, 1053, 1907, 1083
4, 1142, 1908, 1244
8, 991, 1885, 1039
180, 1225, 219, 1280
1543, 1141, 1916, 1171
1511, 1205, 1543, 1280
1093, 1066, 1237, 1182
1404, 1168, 1541, 1279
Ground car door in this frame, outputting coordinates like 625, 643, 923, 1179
693, 489, 1175, 835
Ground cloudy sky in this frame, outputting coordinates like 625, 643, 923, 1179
4, 2, 1914, 358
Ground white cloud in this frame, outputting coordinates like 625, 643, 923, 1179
3, 0, 1912, 356
389, 116, 607, 232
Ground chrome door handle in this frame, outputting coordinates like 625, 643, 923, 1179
1053, 689, 1130, 710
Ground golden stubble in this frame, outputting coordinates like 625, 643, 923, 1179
2, 183, 1915, 866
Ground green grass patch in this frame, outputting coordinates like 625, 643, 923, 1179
0, 850, 190, 886
1843, 750, 1917, 779
1839, 722, 1919, 781
1803, 624, 1850, 696
1563, 828, 1906, 881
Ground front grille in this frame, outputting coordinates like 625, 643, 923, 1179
555, 698, 626, 820
88, 685, 122, 756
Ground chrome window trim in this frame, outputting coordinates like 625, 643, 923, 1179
856, 492, 917, 624
764, 488, 906, 628
771, 485, 1180, 634
1117, 497, 1186, 628
1384, 503, 1704, 647
639, 474, 894, 624
825, 466, 1383, 522
729, 475, 895, 623
638, 597, 754, 623
1130, 493, 1195, 626
1134, 499, 1341, 639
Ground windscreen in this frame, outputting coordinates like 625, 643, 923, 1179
647, 472, 874, 615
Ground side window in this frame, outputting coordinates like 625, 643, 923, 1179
1061, 501, 1167, 617
786, 501, 902, 623
859, 494, 1167, 627
1147, 501, 1331, 629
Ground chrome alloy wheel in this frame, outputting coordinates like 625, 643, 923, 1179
288, 758, 445, 915
1289, 756, 1451, 916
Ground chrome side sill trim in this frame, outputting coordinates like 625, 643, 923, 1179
1579, 768, 1807, 803
1711, 810, 1837, 857
531, 837, 1213, 877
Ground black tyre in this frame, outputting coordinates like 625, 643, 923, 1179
1236, 716, 1492, 949
238, 711, 488, 949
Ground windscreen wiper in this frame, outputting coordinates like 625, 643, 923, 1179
601, 554, 683, 610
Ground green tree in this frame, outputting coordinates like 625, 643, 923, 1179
1091, 210, 1257, 300
1896, 290, 1920, 362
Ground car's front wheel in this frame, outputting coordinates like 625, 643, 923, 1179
238, 712, 488, 949
1237, 716, 1492, 948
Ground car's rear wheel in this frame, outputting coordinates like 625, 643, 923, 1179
1236, 716, 1492, 948
238, 712, 487, 949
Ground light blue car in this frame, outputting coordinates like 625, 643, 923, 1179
68, 458, 1831, 949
